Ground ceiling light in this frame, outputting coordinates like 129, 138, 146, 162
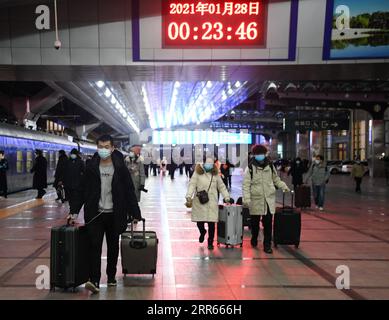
104, 88, 111, 98
96, 81, 104, 88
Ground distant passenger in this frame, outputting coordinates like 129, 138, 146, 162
184, 161, 193, 178
68, 135, 141, 294
242, 144, 290, 254
288, 157, 306, 190
169, 158, 177, 180
125, 146, 146, 202
30, 150, 47, 199
305, 155, 330, 211
220, 159, 235, 190
384, 155, 389, 186
0, 150, 9, 198
185, 158, 231, 250
351, 159, 365, 193
160, 157, 167, 176
53, 150, 68, 202
64, 149, 85, 208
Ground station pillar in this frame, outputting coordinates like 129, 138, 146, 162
370, 120, 385, 178
296, 131, 309, 160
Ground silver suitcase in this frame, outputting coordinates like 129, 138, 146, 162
217, 204, 243, 248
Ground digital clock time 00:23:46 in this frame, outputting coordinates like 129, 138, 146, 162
162, 0, 267, 48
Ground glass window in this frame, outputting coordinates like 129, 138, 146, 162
16, 151, 24, 173
26, 151, 33, 172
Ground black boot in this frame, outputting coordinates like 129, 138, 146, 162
199, 230, 206, 243
207, 240, 214, 250
250, 238, 258, 247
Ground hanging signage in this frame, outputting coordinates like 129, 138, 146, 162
285, 118, 350, 132
162, 0, 267, 48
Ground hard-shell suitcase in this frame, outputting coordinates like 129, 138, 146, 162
236, 197, 251, 227
120, 218, 158, 275
274, 192, 301, 249
294, 185, 311, 208
217, 204, 243, 248
50, 224, 89, 291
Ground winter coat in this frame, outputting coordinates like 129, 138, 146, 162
351, 164, 365, 178
0, 159, 8, 191
70, 150, 141, 236
242, 159, 289, 216
125, 156, 145, 202
306, 162, 330, 186
186, 164, 230, 223
53, 154, 68, 188
64, 157, 85, 190
288, 162, 306, 186
31, 155, 47, 189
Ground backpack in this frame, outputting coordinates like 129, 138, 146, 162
248, 163, 276, 180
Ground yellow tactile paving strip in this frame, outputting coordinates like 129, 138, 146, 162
0, 199, 45, 220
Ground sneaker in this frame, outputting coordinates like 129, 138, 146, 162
107, 279, 117, 287
319, 207, 324, 211
199, 230, 207, 243
85, 281, 100, 294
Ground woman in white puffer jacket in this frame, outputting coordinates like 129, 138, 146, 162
185, 158, 230, 250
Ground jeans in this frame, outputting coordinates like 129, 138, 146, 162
312, 184, 326, 207
250, 206, 273, 247
196, 222, 215, 244
86, 213, 119, 284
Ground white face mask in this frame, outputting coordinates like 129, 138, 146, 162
314, 159, 321, 165
129, 152, 135, 158
70, 154, 77, 160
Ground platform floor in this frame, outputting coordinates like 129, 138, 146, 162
0, 173, 388, 300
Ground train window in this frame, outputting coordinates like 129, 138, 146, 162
16, 151, 24, 173
26, 151, 33, 172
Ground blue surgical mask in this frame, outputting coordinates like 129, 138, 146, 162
255, 155, 265, 162
129, 152, 135, 158
98, 148, 112, 160
204, 164, 213, 172
70, 154, 77, 160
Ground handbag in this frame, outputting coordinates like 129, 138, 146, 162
196, 174, 213, 204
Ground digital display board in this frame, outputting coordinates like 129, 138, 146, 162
323, 0, 389, 59
162, 0, 267, 48
152, 130, 252, 145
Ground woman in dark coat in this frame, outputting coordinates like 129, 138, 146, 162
288, 157, 306, 189
53, 150, 68, 201
30, 150, 48, 199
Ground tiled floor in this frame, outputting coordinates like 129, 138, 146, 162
0, 173, 388, 300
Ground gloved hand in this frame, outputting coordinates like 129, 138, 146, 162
66, 214, 78, 225
185, 197, 193, 208
283, 187, 291, 193
224, 198, 231, 205
139, 185, 145, 190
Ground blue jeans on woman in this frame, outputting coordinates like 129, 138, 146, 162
312, 184, 326, 207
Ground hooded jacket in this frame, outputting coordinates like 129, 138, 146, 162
242, 158, 289, 215
70, 150, 141, 235
186, 164, 230, 223
306, 161, 330, 185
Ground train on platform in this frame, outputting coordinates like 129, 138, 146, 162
0, 123, 97, 193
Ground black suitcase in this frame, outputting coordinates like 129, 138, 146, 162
294, 185, 311, 208
50, 224, 89, 291
274, 192, 301, 249
121, 218, 158, 276
236, 197, 251, 227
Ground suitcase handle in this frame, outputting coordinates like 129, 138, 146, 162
130, 218, 147, 249
282, 190, 294, 209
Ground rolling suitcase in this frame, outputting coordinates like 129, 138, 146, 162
217, 204, 243, 248
121, 218, 158, 275
294, 185, 311, 208
236, 197, 251, 227
50, 224, 89, 291
274, 192, 301, 249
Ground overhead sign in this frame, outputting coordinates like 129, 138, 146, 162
284, 118, 350, 132
323, 0, 389, 59
152, 130, 252, 144
162, 0, 267, 48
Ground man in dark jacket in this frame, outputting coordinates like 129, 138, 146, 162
30, 150, 47, 199
288, 157, 306, 190
0, 150, 9, 198
68, 135, 142, 294
64, 148, 85, 209
53, 150, 68, 201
